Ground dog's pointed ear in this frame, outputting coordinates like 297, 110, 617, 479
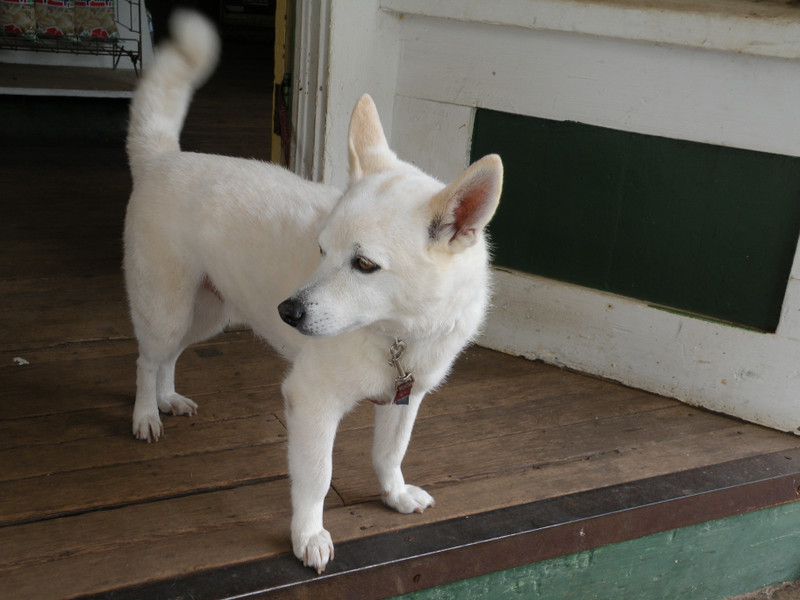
348, 94, 396, 182
429, 154, 503, 252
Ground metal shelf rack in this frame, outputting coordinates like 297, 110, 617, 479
0, 0, 142, 73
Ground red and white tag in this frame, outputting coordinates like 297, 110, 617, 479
392, 376, 413, 405
368, 339, 414, 406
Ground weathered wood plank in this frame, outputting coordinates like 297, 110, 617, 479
0, 332, 286, 419
0, 275, 131, 351
0, 329, 265, 372
326, 424, 800, 542
312, 346, 674, 433
0, 478, 337, 575
0, 240, 123, 283
0, 414, 285, 482
0, 443, 289, 527
0, 517, 292, 600
0, 146, 128, 284
0, 388, 277, 450
0, 337, 138, 369
180, 39, 273, 161
331, 405, 763, 504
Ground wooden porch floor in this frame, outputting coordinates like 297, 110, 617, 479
2, 32, 800, 600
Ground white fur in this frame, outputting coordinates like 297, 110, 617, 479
124, 11, 502, 574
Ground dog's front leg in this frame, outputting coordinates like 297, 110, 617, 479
372, 394, 435, 514
284, 378, 345, 574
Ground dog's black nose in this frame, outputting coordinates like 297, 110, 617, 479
278, 298, 305, 327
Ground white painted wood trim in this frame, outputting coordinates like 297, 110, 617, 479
291, 0, 330, 181
393, 14, 800, 159
320, 0, 400, 190
481, 269, 800, 434
382, 0, 800, 60
390, 96, 474, 182
776, 241, 800, 342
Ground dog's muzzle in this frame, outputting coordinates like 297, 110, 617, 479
278, 297, 305, 328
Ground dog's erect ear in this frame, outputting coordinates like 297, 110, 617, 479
429, 154, 503, 252
348, 94, 396, 182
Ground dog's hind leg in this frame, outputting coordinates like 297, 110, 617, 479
129, 269, 223, 442
155, 283, 228, 418
155, 352, 197, 418
372, 394, 435, 514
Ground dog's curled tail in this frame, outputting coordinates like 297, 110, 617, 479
127, 10, 220, 176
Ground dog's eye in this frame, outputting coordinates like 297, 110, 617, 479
353, 256, 380, 274
318, 245, 326, 257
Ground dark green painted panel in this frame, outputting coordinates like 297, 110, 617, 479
472, 110, 800, 331
393, 500, 800, 600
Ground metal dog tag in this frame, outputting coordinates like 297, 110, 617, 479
392, 379, 413, 405
389, 339, 413, 406
367, 339, 414, 406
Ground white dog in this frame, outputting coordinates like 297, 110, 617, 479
124, 11, 502, 573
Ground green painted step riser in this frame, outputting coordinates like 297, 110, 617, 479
394, 500, 800, 600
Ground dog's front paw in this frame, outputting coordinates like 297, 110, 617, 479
293, 529, 334, 574
382, 484, 435, 514
132, 411, 163, 442
157, 393, 198, 416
